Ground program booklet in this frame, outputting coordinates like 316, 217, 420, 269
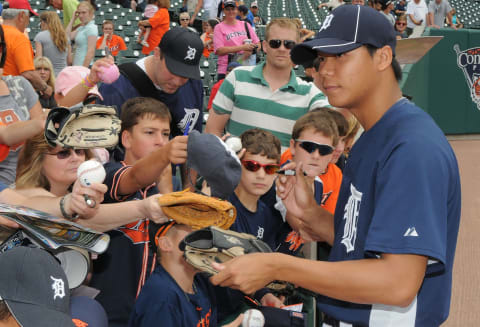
0, 203, 109, 254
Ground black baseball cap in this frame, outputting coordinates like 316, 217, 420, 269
291, 5, 396, 65
159, 27, 203, 80
0, 247, 75, 327
224, 0, 237, 7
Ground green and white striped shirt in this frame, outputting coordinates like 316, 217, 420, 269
212, 62, 329, 149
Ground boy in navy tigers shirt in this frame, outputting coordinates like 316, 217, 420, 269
130, 221, 245, 327
90, 97, 189, 327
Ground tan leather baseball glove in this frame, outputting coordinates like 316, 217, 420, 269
157, 190, 237, 230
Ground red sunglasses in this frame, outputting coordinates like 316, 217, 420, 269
241, 160, 280, 175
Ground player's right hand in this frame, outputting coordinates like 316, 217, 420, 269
166, 135, 188, 164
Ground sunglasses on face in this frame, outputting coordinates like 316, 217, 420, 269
241, 160, 280, 175
46, 148, 86, 160
180, 18, 189, 21
268, 39, 296, 50
295, 139, 334, 156
396, 22, 406, 26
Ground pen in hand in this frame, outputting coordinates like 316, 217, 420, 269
175, 120, 191, 174
277, 169, 307, 176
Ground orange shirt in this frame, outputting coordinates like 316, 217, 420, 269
96, 34, 127, 56
280, 149, 343, 214
3, 25, 34, 76
202, 34, 214, 58
142, 8, 170, 55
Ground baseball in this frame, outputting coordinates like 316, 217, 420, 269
225, 136, 242, 153
242, 309, 265, 327
98, 64, 120, 84
77, 160, 106, 187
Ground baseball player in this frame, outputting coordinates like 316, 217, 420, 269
210, 5, 461, 326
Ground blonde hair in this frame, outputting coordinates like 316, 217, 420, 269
16, 133, 93, 191
77, 1, 95, 15
265, 18, 300, 41
40, 11, 68, 52
34, 56, 55, 88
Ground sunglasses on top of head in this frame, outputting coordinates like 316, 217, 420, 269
241, 160, 280, 175
295, 139, 334, 156
46, 148, 86, 160
268, 39, 296, 50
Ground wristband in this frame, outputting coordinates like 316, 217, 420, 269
60, 194, 79, 221
83, 75, 96, 88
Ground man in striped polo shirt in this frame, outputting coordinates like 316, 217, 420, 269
206, 18, 329, 149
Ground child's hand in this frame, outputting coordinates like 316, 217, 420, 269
166, 135, 188, 164
260, 292, 284, 307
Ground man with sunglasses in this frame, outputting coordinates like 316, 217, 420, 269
210, 5, 461, 326
206, 18, 328, 150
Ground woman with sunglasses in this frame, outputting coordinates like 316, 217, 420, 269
395, 14, 408, 39
1, 133, 167, 232
213, 0, 260, 79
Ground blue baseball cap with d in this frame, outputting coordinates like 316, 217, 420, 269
291, 5, 396, 65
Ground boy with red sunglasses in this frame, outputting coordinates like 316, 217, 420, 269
215, 128, 284, 323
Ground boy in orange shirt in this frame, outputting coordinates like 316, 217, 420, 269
280, 107, 349, 215
96, 20, 127, 57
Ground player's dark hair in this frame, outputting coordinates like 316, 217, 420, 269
292, 109, 339, 146
240, 128, 281, 162
365, 44, 402, 82
120, 97, 172, 132
0, 300, 11, 321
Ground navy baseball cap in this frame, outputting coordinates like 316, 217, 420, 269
187, 130, 241, 199
0, 247, 75, 327
159, 27, 203, 80
291, 5, 396, 65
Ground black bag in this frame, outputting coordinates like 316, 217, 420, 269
257, 307, 307, 327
